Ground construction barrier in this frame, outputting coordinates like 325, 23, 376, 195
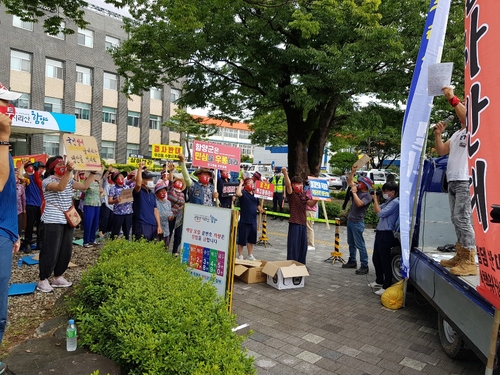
324, 218, 345, 264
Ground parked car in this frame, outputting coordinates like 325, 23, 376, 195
318, 173, 343, 189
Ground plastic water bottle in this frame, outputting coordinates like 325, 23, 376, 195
17, 258, 23, 268
66, 319, 77, 351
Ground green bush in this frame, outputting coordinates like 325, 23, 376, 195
67, 240, 255, 375
330, 190, 346, 200
318, 201, 342, 220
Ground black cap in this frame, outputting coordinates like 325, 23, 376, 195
142, 171, 154, 179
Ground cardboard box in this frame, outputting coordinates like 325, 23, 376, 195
234, 260, 267, 284
262, 261, 309, 290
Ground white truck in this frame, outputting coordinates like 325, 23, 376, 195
391, 156, 496, 364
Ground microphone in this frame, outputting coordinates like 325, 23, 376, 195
430, 115, 454, 129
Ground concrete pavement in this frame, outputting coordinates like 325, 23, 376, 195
233, 217, 485, 375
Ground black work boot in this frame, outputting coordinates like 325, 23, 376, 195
341, 261, 357, 269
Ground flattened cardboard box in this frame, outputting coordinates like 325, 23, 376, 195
234, 259, 267, 284
262, 260, 309, 290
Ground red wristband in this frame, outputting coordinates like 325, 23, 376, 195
449, 96, 460, 107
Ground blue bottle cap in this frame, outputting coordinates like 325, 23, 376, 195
69, 319, 74, 324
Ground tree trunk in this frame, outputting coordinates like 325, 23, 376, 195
284, 107, 310, 179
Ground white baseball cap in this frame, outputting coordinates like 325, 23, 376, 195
0, 82, 22, 101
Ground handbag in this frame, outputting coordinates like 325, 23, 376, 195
47, 202, 82, 228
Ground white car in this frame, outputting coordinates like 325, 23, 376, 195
318, 173, 343, 189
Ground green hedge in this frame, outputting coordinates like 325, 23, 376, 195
67, 240, 255, 375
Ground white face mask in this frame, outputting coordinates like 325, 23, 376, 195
383, 193, 390, 200
146, 180, 155, 190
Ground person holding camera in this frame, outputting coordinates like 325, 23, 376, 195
342, 165, 373, 275
369, 182, 400, 295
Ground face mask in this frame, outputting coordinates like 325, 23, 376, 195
0, 103, 16, 119
199, 175, 210, 185
244, 184, 253, 192
54, 166, 66, 176
146, 180, 155, 190
115, 176, 124, 185
292, 184, 303, 194
25, 166, 34, 174
383, 193, 390, 200
156, 191, 167, 200
173, 181, 183, 190
221, 172, 229, 179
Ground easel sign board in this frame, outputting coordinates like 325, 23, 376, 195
63, 134, 101, 171
180, 203, 232, 297
307, 177, 331, 202
353, 154, 370, 169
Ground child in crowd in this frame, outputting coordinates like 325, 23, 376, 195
155, 181, 173, 251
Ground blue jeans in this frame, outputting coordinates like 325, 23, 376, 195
448, 180, 476, 249
347, 220, 368, 267
0, 237, 13, 344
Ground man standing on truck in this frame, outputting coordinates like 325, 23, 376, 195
433, 86, 477, 276
342, 165, 373, 275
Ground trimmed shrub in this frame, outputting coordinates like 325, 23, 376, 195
67, 240, 255, 375
318, 201, 342, 220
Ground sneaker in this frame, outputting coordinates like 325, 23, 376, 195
341, 261, 357, 269
355, 266, 369, 275
368, 281, 382, 288
307, 245, 315, 251
51, 277, 73, 288
89, 242, 99, 246
83, 243, 93, 248
37, 279, 54, 293
237, 255, 244, 260
247, 254, 256, 261
375, 288, 386, 296
0, 361, 7, 374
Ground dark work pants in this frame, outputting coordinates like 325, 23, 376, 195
99, 204, 114, 233
134, 222, 158, 241
25, 205, 41, 247
111, 214, 133, 240
286, 223, 308, 265
372, 230, 398, 289
168, 219, 183, 254
272, 193, 284, 213
39, 223, 74, 280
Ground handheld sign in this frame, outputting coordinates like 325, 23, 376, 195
307, 177, 331, 202
254, 180, 274, 200
63, 135, 101, 171
128, 156, 154, 169
428, 62, 453, 96
221, 182, 239, 198
119, 189, 134, 203
353, 154, 370, 169
151, 144, 183, 160
192, 140, 241, 173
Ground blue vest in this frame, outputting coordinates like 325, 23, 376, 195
189, 182, 214, 206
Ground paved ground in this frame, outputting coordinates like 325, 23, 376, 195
233, 218, 485, 375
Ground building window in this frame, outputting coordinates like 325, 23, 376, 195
44, 97, 62, 113
102, 107, 116, 124
100, 141, 116, 160
103, 72, 117, 90
47, 21, 65, 39
239, 130, 250, 139
76, 66, 92, 85
43, 135, 60, 155
149, 115, 162, 130
75, 102, 91, 120
46, 59, 64, 79
11, 50, 31, 73
105, 35, 120, 50
13, 15, 33, 31
126, 143, 140, 158
11, 93, 30, 109
127, 111, 140, 127
150, 87, 162, 100
224, 128, 237, 138
77, 28, 94, 48
170, 89, 181, 103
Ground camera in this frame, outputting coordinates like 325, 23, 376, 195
370, 189, 382, 197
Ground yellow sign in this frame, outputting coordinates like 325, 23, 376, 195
151, 144, 183, 160
127, 157, 155, 169
63, 134, 101, 171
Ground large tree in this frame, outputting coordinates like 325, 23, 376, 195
103, 0, 461, 178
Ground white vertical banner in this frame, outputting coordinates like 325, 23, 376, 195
180, 203, 232, 297
400, 0, 452, 278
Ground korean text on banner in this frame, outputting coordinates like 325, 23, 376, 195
151, 144, 183, 160
13, 154, 47, 169
307, 177, 331, 202
254, 180, 274, 200
127, 157, 154, 169
180, 203, 232, 298
192, 140, 240, 173
399, 0, 451, 279
63, 135, 101, 171
465, 0, 500, 310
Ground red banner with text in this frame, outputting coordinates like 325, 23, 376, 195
466, 0, 500, 309
192, 140, 241, 173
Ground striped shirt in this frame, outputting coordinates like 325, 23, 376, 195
286, 191, 308, 226
42, 177, 75, 224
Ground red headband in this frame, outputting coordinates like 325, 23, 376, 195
49, 158, 64, 171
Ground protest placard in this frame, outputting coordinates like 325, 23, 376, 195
192, 140, 240, 172
151, 144, 183, 160
119, 188, 134, 203
254, 180, 274, 200
63, 134, 101, 171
